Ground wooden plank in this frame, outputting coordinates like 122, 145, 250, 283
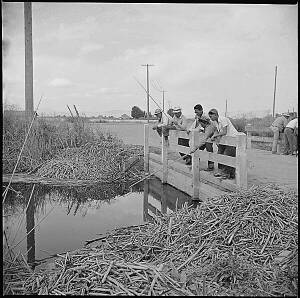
235, 134, 247, 189
170, 144, 191, 155
170, 130, 190, 139
191, 131, 200, 199
169, 130, 240, 147
198, 151, 236, 167
150, 153, 237, 192
199, 171, 238, 192
149, 159, 229, 198
144, 124, 149, 173
162, 134, 168, 183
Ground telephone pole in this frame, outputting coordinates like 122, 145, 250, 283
141, 64, 154, 122
225, 99, 228, 117
162, 90, 167, 113
272, 65, 278, 118
24, 2, 34, 120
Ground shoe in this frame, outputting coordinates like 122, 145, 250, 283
220, 174, 230, 179
271, 151, 278, 154
185, 157, 192, 165
214, 172, 223, 177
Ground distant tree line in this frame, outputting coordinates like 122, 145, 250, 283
131, 106, 175, 119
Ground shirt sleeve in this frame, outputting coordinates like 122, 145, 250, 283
161, 114, 173, 126
219, 117, 229, 133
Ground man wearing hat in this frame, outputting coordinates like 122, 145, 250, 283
270, 113, 290, 154
170, 106, 191, 163
207, 108, 239, 179
152, 108, 173, 143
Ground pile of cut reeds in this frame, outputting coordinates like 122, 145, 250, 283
3, 184, 298, 296
29, 141, 144, 184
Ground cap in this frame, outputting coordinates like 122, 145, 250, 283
208, 108, 219, 115
281, 113, 290, 117
173, 106, 182, 113
154, 108, 162, 115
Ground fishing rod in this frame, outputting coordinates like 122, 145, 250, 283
129, 152, 192, 189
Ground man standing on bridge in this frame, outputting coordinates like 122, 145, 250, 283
188, 104, 216, 168
170, 106, 191, 164
207, 108, 239, 179
270, 113, 290, 154
282, 117, 298, 155
152, 108, 174, 146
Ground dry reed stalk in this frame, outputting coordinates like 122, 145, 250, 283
3, 184, 298, 296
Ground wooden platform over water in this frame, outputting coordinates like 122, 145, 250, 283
145, 124, 298, 201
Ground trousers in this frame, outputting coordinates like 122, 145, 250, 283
283, 127, 295, 154
217, 144, 236, 178
270, 125, 281, 153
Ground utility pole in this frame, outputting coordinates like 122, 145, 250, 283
225, 99, 228, 117
162, 90, 167, 113
272, 65, 277, 118
141, 64, 154, 122
24, 2, 34, 120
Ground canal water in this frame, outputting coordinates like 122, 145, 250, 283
3, 178, 194, 267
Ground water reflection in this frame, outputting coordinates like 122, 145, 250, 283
142, 178, 197, 222
3, 178, 196, 268
26, 195, 35, 268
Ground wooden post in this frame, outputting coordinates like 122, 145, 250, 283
246, 131, 252, 149
162, 134, 168, 183
235, 134, 247, 189
191, 131, 200, 200
144, 124, 149, 174
245, 124, 252, 149
24, 2, 34, 120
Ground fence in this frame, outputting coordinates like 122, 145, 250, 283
144, 124, 248, 200
245, 125, 282, 152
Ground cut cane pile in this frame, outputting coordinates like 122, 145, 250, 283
34, 141, 144, 184
3, 184, 298, 296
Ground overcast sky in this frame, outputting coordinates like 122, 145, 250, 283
2, 3, 298, 117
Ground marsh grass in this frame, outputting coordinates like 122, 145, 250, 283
2, 111, 118, 174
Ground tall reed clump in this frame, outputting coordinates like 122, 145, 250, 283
2, 111, 116, 174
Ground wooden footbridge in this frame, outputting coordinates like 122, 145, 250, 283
143, 124, 297, 201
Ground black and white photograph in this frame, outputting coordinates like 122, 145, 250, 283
2, 2, 298, 296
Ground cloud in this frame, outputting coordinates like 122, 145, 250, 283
49, 78, 73, 87
79, 43, 104, 55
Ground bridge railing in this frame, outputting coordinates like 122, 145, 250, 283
144, 124, 247, 199
245, 124, 283, 152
